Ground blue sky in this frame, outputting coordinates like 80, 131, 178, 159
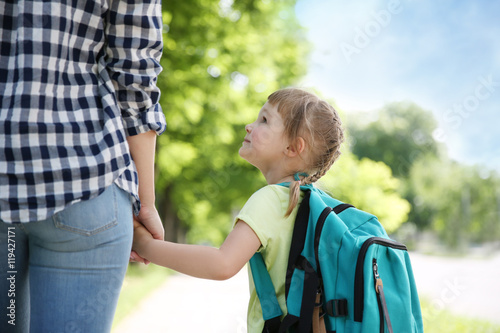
295, 0, 500, 172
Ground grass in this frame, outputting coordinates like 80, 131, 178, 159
111, 263, 171, 330
421, 298, 500, 333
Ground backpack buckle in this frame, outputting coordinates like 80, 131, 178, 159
326, 299, 348, 317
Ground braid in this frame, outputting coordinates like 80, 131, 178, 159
306, 146, 342, 185
285, 179, 301, 217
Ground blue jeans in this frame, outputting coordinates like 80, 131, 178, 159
0, 184, 133, 333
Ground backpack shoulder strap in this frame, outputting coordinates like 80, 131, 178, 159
249, 187, 313, 333
251, 185, 347, 333
284, 189, 311, 297
249, 252, 282, 332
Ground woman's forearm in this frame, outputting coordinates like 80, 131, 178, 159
127, 130, 164, 243
127, 130, 157, 206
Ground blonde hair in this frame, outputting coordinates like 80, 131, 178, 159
267, 88, 344, 216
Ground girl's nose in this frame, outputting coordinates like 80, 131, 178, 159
245, 124, 252, 133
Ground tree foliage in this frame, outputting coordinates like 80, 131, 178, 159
346, 101, 443, 230
346, 101, 500, 248
155, 0, 308, 244
347, 101, 442, 178
410, 157, 500, 248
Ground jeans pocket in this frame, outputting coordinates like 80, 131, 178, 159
53, 185, 118, 236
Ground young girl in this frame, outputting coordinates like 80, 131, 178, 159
132, 88, 344, 332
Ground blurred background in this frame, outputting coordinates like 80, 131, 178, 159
113, 0, 500, 332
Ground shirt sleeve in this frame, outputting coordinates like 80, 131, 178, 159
234, 186, 288, 251
105, 0, 167, 136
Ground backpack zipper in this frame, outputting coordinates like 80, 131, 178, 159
353, 237, 407, 322
373, 259, 384, 333
373, 258, 395, 333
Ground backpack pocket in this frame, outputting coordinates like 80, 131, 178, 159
354, 237, 421, 333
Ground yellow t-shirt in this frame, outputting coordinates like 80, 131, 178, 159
234, 185, 302, 333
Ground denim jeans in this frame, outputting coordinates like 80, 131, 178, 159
0, 184, 133, 333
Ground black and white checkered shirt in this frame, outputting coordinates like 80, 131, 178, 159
0, 1, 166, 223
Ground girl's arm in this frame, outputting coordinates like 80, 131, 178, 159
133, 219, 261, 280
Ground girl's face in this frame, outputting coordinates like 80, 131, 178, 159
239, 101, 289, 173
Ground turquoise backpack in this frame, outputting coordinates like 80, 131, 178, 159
249, 184, 423, 333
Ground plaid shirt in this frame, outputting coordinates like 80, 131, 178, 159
0, 0, 166, 223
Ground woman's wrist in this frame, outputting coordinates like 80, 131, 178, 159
139, 199, 157, 213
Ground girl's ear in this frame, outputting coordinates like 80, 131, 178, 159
285, 137, 306, 157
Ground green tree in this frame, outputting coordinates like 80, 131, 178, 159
347, 101, 442, 178
155, 0, 308, 244
346, 102, 447, 230
347, 99, 500, 247
410, 157, 500, 248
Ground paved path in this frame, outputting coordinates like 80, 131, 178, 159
113, 268, 249, 333
112, 252, 500, 332
410, 252, 500, 325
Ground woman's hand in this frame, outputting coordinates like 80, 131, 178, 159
135, 203, 164, 241
129, 204, 164, 264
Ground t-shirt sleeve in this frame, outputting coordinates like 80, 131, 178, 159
234, 186, 286, 251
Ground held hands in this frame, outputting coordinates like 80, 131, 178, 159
135, 203, 165, 241
132, 219, 154, 260
130, 204, 164, 264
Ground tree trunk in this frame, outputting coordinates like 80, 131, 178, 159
159, 186, 186, 243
